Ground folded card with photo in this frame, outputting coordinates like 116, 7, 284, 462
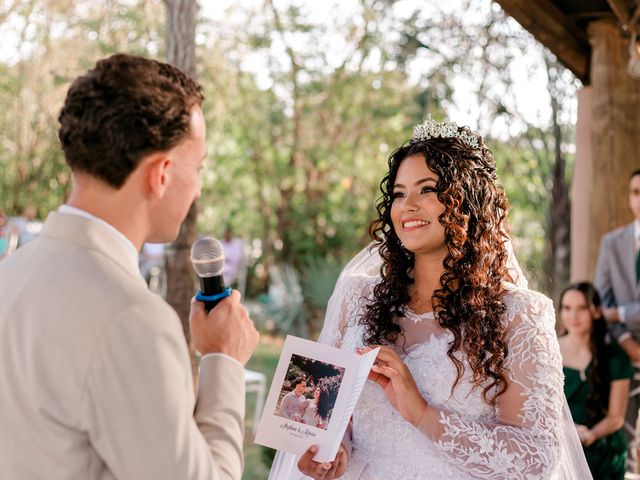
254, 335, 379, 463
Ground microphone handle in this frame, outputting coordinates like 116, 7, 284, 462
200, 275, 226, 312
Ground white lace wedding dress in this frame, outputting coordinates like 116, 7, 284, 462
268, 244, 592, 480
329, 275, 564, 480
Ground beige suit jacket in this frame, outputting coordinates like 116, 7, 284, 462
0, 212, 245, 480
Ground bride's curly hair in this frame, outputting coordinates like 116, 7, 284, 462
363, 127, 511, 405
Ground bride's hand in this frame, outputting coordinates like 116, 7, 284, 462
297, 444, 349, 479
364, 345, 428, 426
575, 424, 596, 446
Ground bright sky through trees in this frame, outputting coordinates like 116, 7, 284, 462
0, 0, 576, 138
199, 0, 576, 140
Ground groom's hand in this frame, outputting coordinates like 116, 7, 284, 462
297, 444, 348, 479
190, 289, 259, 365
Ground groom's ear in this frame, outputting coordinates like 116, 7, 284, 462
145, 153, 172, 199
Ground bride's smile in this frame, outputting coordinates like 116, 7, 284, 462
400, 218, 430, 230
390, 154, 446, 256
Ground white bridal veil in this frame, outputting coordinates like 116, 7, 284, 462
268, 241, 593, 480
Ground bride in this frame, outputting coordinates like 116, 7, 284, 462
269, 118, 591, 479
301, 387, 321, 427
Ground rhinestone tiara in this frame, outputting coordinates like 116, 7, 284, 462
412, 117, 480, 149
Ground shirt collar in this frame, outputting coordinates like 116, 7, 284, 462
58, 205, 140, 274
635, 220, 640, 248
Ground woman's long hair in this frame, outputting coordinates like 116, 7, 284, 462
559, 282, 609, 422
362, 127, 511, 405
316, 387, 334, 421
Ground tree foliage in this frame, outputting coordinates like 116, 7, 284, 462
0, 0, 578, 298
0, 0, 164, 217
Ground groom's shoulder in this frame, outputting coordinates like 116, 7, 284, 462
1, 231, 179, 332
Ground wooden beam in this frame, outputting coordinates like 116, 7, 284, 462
631, 3, 640, 28
494, 0, 591, 84
606, 0, 631, 25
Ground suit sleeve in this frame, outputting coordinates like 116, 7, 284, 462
82, 297, 245, 480
280, 394, 293, 418
195, 354, 245, 479
622, 302, 640, 330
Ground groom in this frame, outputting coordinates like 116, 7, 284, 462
279, 378, 308, 421
0, 54, 259, 479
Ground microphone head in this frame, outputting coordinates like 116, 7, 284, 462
191, 236, 225, 278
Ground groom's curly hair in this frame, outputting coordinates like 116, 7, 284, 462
58, 53, 204, 188
362, 127, 511, 405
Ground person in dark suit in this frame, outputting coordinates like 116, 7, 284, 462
595, 168, 640, 471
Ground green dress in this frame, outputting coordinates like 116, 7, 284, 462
564, 342, 633, 480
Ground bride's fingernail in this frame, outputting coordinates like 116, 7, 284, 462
310, 445, 318, 453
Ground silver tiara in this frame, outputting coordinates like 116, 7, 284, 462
412, 117, 480, 149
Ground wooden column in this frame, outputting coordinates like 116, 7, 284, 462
570, 86, 593, 282
586, 19, 640, 278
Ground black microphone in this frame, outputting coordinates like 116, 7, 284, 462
190, 236, 232, 312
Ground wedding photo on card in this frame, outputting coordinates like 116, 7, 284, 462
254, 335, 379, 463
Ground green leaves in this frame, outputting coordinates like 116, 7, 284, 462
0, 0, 575, 298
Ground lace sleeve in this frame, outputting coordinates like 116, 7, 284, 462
317, 273, 374, 349
416, 289, 564, 479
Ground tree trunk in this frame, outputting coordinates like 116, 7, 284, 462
268, 0, 305, 262
545, 57, 571, 303
163, 0, 199, 374
164, 0, 197, 78
548, 95, 571, 302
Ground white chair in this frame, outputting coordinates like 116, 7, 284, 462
245, 369, 267, 434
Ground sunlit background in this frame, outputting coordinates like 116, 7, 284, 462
0, 1, 581, 477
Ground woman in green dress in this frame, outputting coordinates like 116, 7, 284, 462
559, 282, 633, 480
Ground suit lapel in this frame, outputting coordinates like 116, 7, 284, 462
621, 223, 639, 294
631, 224, 640, 297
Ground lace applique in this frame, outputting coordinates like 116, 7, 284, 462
404, 308, 435, 324
429, 288, 563, 479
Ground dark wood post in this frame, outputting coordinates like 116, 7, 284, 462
586, 19, 640, 277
